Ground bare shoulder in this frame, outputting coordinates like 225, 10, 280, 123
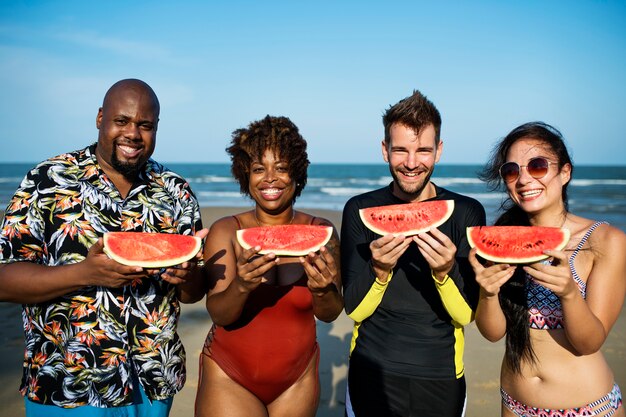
205, 215, 244, 250
308, 215, 340, 243
598, 222, 626, 247
307, 214, 337, 229
314, 217, 336, 228
307, 214, 340, 257
209, 215, 240, 233
586, 221, 626, 256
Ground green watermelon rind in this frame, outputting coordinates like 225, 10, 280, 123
103, 232, 202, 268
359, 200, 455, 236
466, 226, 571, 264
236, 225, 333, 256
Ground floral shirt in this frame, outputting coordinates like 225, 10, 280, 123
0, 144, 202, 408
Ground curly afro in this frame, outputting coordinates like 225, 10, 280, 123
227, 115, 310, 202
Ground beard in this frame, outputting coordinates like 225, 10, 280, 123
111, 150, 143, 180
389, 165, 434, 198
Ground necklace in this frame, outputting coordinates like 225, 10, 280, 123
254, 209, 295, 227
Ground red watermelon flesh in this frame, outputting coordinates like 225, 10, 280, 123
359, 200, 454, 236
103, 232, 202, 268
467, 226, 570, 264
236, 225, 333, 256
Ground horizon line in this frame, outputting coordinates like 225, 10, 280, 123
1, 161, 626, 168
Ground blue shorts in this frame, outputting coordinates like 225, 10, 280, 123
24, 380, 173, 417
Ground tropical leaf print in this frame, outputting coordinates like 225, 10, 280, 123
0, 144, 202, 407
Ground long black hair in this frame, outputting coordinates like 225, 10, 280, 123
478, 121, 573, 373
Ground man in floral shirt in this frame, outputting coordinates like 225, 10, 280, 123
0, 79, 207, 416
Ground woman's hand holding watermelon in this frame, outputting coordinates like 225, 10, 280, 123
522, 250, 579, 300
235, 246, 278, 292
301, 242, 343, 322
301, 246, 338, 293
468, 248, 516, 298
468, 247, 515, 342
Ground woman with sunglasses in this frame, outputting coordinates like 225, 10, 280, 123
469, 122, 625, 416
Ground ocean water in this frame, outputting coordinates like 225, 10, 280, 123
1, 163, 625, 231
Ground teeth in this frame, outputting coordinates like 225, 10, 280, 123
521, 190, 542, 198
119, 145, 137, 153
262, 188, 281, 195
403, 172, 418, 177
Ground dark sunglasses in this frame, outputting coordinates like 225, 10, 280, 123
499, 157, 554, 183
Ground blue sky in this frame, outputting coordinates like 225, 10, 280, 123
1, 1, 625, 165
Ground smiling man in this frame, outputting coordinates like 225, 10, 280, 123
0, 79, 207, 417
341, 90, 486, 417
95, 79, 160, 196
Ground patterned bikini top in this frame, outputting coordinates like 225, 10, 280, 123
527, 221, 607, 330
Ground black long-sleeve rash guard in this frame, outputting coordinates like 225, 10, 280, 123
340, 183, 486, 379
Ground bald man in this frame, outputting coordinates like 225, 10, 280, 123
0, 79, 207, 416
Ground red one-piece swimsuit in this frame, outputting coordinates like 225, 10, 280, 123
203, 257, 319, 404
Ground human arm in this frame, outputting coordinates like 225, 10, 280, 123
469, 248, 515, 341
413, 227, 457, 282
152, 171, 206, 303
414, 227, 475, 325
203, 217, 278, 326
157, 228, 209, 304
2, 163, 152, 303
301, 218, 343, 322
525, 224, 626, 354
0, 238, 151, 303
340, 197, 409, 320
431, 272, 475, 326
413, 196, 486, 325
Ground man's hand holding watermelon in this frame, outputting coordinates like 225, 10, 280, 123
369, 234, 411, 282
157, 228, 209, 303
413, 227, 457, 282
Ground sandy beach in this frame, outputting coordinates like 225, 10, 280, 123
0, 206, 624, 416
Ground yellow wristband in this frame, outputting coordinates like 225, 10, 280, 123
375, 271, 393, 285
432, 272, 450, 285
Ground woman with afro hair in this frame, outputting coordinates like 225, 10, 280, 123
195, 115, 343, 417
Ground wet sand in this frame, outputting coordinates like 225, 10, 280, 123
0, 206, 624, 416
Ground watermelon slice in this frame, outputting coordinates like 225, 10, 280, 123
359, 200, 455, 236
236, 225, 333, 256
467, 226, 570, 264
103, 232, 202, 268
